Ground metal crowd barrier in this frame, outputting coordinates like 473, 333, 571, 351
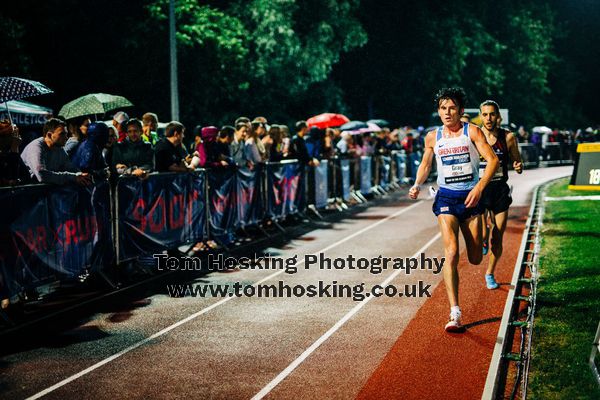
518, 143, 575, 168
1, 152, 414, 305
305, 151, 410, 213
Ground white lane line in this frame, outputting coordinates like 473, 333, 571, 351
27, 200, 424, 400
251, 232, 442, 400
544, 195, 600, 201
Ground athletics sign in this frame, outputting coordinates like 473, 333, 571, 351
569, 143, 600, 190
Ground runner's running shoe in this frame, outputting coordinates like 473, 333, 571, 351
485, 274, 499, 289
444, 310, 465, 332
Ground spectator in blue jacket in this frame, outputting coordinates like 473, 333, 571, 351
72, 122, 110, 179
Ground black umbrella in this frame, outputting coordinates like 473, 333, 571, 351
0, 77, 53, 125
340, 120, 368, 131
367, 119, 390, 128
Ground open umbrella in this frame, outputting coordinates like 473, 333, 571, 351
340, 120, 368, 131
59, 93, 133, 120
532, 126, 552, 134
345, 123, 382, 136
306, 113, 350, 129
367, 119, 390, 128
360, 122, 382, 133
0, 77, 53, 125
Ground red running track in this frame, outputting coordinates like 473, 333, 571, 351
356, 206, 528, 400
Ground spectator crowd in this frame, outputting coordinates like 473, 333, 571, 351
0, 111, 599, 187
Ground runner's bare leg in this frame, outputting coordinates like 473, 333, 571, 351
460, 215, 483, 265
438, 214, 461, 307
486, 210, 508, 275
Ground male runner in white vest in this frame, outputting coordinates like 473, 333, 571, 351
409, 87, 499, 332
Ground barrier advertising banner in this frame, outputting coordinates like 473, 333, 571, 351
266, 162, 305, 220
116, 173, 206, 262
0, 182, 112, 298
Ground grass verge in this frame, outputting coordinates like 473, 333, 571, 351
528, 177, 600, 399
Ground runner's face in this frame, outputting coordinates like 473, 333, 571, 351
437, 99, 462, 128
480, 105, 498, 131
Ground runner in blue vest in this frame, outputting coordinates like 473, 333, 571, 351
409, 87, 499, 332
478, 100, 523, 289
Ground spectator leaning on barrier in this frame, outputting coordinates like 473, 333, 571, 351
321, 128, 335, 159
189, 125, 202, 155
103, 125, 117, 167
20, 118, 92, 186
141, 112, 159, 145
112, 111, 129, 143
0, 120, 31, 186
216, 126, 235, 165
289, 120, 319, 166
64, 116, 91, 159
280, 124, 291, 157
71, 122, 110, 179
386, 129, 402, 151
250, 120, 268, 161
112, 118, 154, 178
245, 123, 265, 164
305, 126, 323, 160
196, 126, 233, 168
154, 121, 193, 173
231, 121, 249, 166
266, 124, 285, 162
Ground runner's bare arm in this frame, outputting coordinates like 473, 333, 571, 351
506, 132, 523, 173
409, 131, 435, 200
464, 125, 499, 207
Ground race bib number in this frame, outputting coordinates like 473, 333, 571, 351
442, 153, 473, 183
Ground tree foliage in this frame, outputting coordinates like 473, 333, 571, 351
1, 0, 597, 128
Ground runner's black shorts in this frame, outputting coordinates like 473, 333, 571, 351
479, 181, 512, 214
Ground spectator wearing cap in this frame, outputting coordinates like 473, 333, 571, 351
112, 111, 129, 143
154, 121, 192, 172
112, 118, 154, 178
460, 113, 471, 123
141, 112, 159, 145
235, 116, 251, 126
64, 116, 91, 158
72, 122, 110, 179
20, 118, 92, 186
0, 120, 30, 186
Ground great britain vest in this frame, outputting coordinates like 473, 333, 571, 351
434, 122, 480, 191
